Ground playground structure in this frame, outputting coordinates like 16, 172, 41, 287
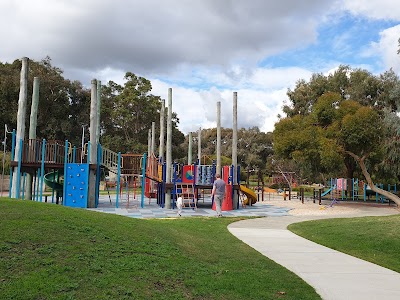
321, 178, 398, 203
273, 178, 399, 205
8, 57, 257, 212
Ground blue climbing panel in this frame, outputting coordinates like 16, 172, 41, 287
64, 163, 89, 208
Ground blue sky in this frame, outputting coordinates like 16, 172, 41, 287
1, 0, 400, 134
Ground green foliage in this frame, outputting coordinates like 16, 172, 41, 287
0, 199, 321, 299
0, 61, 20, 131
275, 65, 400, 183
0, 57, 91, 146
0, 152, 10, 174
340, 106, 381, 156
101, 73, 163, 153
312, 92, 341, 126
274, 114, 333, 182
0, 57, 186, 157
100, 74, 185, 155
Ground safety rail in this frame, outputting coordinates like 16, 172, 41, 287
121, 154, 142, 175
146, 153, 159, 179
101, 147, 120, 171
21, 139, 66, 164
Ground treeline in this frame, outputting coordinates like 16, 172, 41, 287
1, 57, 273, 174
2, 58, 400, 187
0, 57, 184, 156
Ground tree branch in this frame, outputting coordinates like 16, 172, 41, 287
346, 150, 400, 207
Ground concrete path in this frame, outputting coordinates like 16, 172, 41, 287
228, 208, 400, 300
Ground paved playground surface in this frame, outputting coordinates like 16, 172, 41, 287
88, 194, 292, 218
90, 192, 398, 219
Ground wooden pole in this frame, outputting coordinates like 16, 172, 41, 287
12, 57, 29, 199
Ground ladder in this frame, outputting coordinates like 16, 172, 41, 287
176, 183, 196, 209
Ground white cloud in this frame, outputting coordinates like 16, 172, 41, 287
369, 25, 400, 73
3, 0, 400, 138
150, 66, 312, 134
249, 67, 312, 90
0, 0, 333, 73
341, 0, 400, 20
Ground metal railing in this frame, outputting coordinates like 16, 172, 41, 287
21, 139, 66, 164
121, 154, 142, 175
101, 147, 120, 171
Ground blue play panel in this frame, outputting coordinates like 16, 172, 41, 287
64, 163, 89, 208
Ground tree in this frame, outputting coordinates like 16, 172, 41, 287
100, 73, 162, 153
0, 60, 25, 143
276, 76, 400, 205
0, 57, 91, 146
1, 57, 185, 159
274, 110, 342, 183
398, 37, 400, 54
100, 72, 185, 155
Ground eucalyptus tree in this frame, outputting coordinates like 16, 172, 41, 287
0, 57, 91, 146
275, 89, 400, 205
101, 72, 184, 155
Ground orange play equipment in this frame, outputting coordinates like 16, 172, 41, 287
239, 185, 257, 205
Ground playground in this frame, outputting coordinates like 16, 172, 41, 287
6, 58, 260, 215
3, 57, 400, 300
6, 58, 399, 216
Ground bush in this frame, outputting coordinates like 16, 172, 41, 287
0, 152, 11, 174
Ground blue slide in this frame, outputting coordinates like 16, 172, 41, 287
321, 186, 336, 197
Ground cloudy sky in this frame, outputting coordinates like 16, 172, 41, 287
1, 0, 400, 134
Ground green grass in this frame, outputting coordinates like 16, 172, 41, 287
288, 215, 400, 273
0, 198, 320, 300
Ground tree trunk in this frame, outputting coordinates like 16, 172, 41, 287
346, 151, 400, 207
344, 155, 356, 179
320, 172, 327, 186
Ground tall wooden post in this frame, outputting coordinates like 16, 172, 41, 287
88, 79, 98, 208
197, 128, 202, 164
11, 57, 29, 199
159, 99, 165, 161
26, 77, 40, 200
165, 88, 172, 209
216, 101, 221, 175
96, 80, 101, 145
151, 121, 156, 156
232, 92, 238, 208
188, 132, 192, 165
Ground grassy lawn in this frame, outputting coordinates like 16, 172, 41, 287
0, 198, 321, 300
288, 215, 400, 273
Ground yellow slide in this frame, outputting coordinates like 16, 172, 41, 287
239, 185, 257, 205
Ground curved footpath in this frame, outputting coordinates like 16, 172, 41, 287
228, 207, 400, 300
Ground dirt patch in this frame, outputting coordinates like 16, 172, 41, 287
258, 194, 399, 217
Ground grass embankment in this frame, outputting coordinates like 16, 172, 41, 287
0, 198, 320, 300
289, 215, 400, 273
